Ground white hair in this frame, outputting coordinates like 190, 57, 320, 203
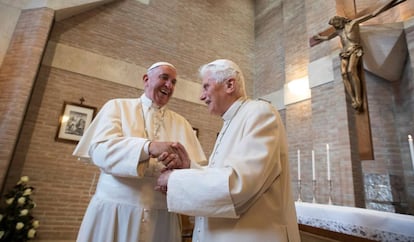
198, 59, 247, 97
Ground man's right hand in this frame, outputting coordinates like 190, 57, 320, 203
156, 142, 191, 170
148, 141, 175, 158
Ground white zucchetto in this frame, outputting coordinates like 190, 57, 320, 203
147, 62, 176, 72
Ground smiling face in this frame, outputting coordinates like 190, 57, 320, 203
143, 65, 177, 107
199, 71, 233, 116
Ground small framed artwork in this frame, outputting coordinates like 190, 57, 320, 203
192, 127, 199, 138
56, 102, 97, 143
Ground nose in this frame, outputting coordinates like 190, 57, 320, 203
200, 91, 206, 101
165, 80, 174, 89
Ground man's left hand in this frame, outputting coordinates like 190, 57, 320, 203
155, 170, 173, 194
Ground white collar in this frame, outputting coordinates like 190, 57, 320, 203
141, 94, 164, 111
222, 97, 246, 122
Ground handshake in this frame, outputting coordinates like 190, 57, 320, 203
148, 141, 190, 193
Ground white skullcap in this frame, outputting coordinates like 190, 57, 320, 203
147, 61, 176, 71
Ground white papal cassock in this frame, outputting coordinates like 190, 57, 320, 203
166, 98, 301, 242
73, 94, 206, 242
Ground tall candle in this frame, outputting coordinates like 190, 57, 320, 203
312, 150, 315, 181
297, 149, 301, 180
326, 144, 331, 180
409, 135, 414, 170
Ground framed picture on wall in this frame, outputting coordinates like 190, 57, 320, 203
55, 102, 97, 143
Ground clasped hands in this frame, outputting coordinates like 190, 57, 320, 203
148, 141, 190, 193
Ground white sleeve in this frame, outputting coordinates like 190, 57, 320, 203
167, 167, 238, 218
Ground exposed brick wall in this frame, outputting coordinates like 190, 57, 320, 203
286, 100, 314, 201
0, 8, 54, 189
306, 0, 338, 61
283, 0, 309, 82
49, 0, 254, 96
254, 1, 285, 96
284, 55, 361, 206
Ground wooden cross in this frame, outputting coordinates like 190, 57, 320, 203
308, 0, 406, 160
310, 0, 406, 47
309, 0, 406, 112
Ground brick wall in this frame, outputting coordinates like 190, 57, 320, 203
254, 0, 284, 97
49, 0, 254, 95
306, 0, 338, 61
0, 7, 54, 189
282, 0, 309, 82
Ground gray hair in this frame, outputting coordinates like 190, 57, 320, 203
198, 59, 247, 97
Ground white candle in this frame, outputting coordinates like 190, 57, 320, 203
297, 149, 301, 180
326, 144, 331, 180
312, 150, 315, 181
409, 135, 414, 170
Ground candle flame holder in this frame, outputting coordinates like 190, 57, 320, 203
297, 180, 302, 202
328, 179, 333, 205
312, 180, 317, 203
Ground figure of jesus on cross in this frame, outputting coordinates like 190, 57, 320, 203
310, 0, 406, 112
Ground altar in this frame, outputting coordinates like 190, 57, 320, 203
295, 202, 414, 241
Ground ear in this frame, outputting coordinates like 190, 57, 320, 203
143, 74, 149, 86
225, 78, 235, 93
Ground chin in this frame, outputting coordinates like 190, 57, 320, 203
156, 97, 170, 106
210, 110, 220, 116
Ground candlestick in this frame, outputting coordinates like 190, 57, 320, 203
312, 180, 317, 203
312, 150, 315, 181
328, 180, 333, 205
326, 144, 331, 181
409, 135, 414, 170
297, 149, 301, 180
297, 180, 302, 202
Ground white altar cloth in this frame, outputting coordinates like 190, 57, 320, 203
295, 202, 414, 241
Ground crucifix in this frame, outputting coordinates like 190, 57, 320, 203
309, 0, 406, 112
309, 0, 406, 160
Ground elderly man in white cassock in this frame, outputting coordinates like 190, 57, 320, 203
72, 62, 206, 242
156, 59, 301, 242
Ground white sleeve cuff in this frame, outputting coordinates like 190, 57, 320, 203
139, 140, 151, 161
